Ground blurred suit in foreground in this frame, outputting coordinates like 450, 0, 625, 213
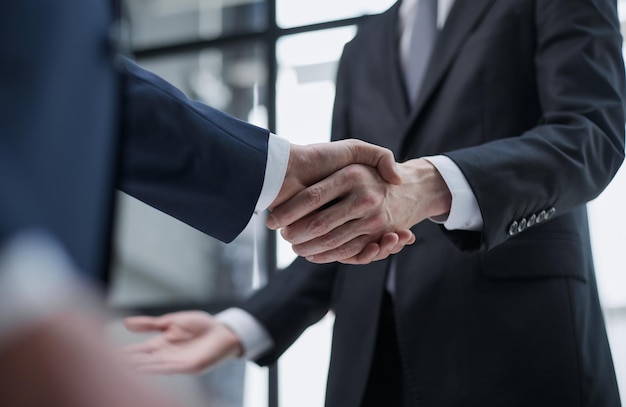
0, 0, 273, 282
0, 1, 275, 405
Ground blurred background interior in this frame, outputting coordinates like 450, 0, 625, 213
107, 1, 626, 406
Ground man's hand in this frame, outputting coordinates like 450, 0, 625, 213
271, 158, 452, 264
269, 139, 402, 210
267, 139, 415, 263
122, 311, 241, 374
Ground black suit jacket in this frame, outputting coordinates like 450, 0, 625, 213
0, 0, 270, 280
242, 1, 625, 406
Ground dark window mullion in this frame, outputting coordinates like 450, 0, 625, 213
132, 15, 373, 60
266, 0, 280, 404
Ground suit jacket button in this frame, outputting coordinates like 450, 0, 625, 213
546, 207, 556, 219
536, 210, 547, 223
527, 214, 537, 227
509, 221, 519, 236
517, 218, 528, 233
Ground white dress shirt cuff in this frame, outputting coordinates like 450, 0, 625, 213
255, 134, 290, 213
423, 155, 484, 232
216, 307, 274, 361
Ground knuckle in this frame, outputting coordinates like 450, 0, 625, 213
337, 242, 360, 260
304, 185, 324, 208
291, 243, 306, 256
280, 226, 294, 242
368, 214, 388, 230
355, 192, 380, 211
320, 232, 342, 249
309, 217, 330, 236
343, 165, 365, 182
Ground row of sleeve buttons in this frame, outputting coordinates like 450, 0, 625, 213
508, 207, 556, 236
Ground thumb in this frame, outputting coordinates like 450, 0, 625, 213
346, 139, 402, 185
375, 150, 402, 185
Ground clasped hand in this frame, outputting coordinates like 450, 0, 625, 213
267, 140, 451, 264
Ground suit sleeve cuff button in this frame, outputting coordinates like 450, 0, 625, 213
536, 210, 547, 223
517, 218, 527, 233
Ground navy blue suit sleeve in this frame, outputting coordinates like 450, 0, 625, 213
118, 59, 270, 243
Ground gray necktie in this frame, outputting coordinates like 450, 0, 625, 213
404, 0, 438, 105
387, 0, 439, 296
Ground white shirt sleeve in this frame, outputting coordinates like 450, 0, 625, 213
254, 134, 290, 213
423, 155, 484, 231
215, 307, 274, 360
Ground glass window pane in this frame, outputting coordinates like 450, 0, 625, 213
124, 0, 267, 50
276, 27, 356, 145
277, 0, 395, 29
110, 42, 268, 308
278, 314, 334, 407
139, 43, 269, 129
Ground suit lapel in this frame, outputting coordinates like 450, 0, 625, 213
400, 0, 495, 157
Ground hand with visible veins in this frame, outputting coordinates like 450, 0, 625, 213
267, 139, 417, 264
270, 158, 452, 264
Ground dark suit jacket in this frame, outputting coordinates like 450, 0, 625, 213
0, 0, 270, 280
242, 1, 625, 406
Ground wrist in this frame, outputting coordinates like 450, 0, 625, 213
270, 143, 308, 210
213, 322, 244, 359
402, 158, 452, 222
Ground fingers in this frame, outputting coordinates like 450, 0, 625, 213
120, 336, 164, 355
290, 214, 383, 259
369, 230, 414, 261
125, 352, 199, 375
124, 316, 168, 333
270, 159, 419, 263
302, 234, 382, 264
368, 230, 415, 261
268, 165, 362, 232
269, 140, 401, 225
121, 338, 205, 375
394, 229, 416, 250
329, 230, 415, 265
287, 192, 389, 257
336, 234, 399, 265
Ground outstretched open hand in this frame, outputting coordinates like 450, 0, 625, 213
122, 311, 242, 375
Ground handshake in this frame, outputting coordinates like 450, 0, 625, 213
121, 140, 453, 375
265, 138, 449, 264
260, 140, 451, 264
